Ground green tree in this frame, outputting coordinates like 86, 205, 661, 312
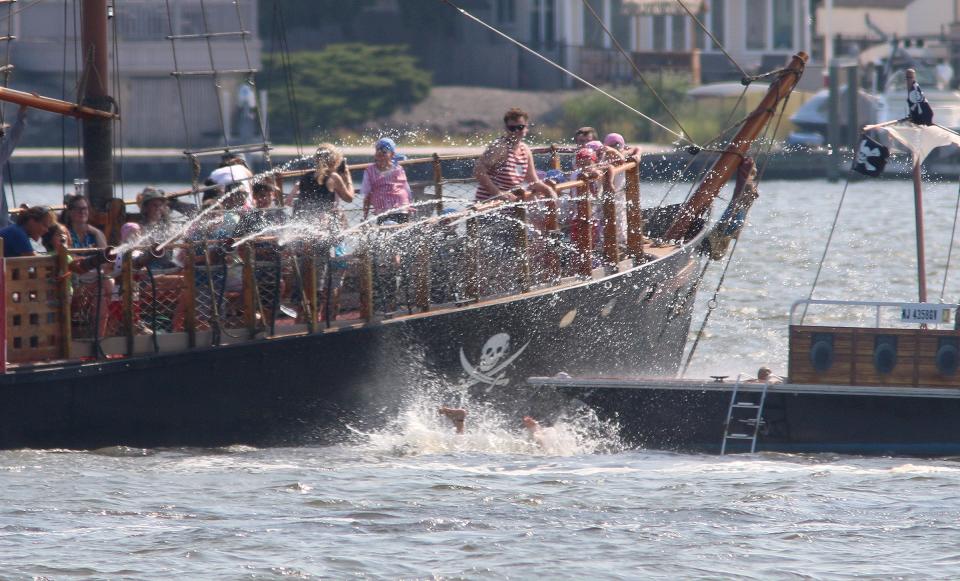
262, 44, 431, 143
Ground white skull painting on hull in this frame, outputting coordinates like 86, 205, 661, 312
459, 332, 530, 390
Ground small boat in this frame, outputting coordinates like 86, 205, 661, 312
0, 1, 805, 450
532, 69, 960, 456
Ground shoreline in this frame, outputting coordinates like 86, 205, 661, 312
4, 146, 947, 183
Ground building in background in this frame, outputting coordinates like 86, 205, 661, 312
9, 0, 261, 147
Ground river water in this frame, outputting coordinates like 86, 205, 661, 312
3, 178, 960, 579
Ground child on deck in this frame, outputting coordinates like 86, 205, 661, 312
361, 138, 413, 225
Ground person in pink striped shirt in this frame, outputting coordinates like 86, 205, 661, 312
361, 138, 413, 225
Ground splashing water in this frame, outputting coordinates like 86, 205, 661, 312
353, 385, 624, 457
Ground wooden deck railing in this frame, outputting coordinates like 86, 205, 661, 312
2, 152, 649, 367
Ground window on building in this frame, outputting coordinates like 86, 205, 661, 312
543, 0, 556, 48
531, 0, 541, 46
497, 0, 515, 24
670, 15, 686, 51
710, 0, 725, 50
116, 2, 168, 41
745, 0, 768, 50
583, 0, 605, 48
652, 15, 666, 51
772, 0, 794, 49
611, 0, 630, 50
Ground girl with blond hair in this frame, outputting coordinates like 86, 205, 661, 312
288, 143, 354, 219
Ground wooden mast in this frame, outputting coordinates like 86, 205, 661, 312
906, 68, 928, 303
80, 0, 114, 212
663, 52, 808, 241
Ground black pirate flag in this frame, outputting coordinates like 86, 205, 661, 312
852, 135, 890, 177
908, 80, 934, 125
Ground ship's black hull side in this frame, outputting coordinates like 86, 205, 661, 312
537, 382, 960, 456
0, 235, 704, 450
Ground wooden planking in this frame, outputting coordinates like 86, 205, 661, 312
789, 325, 854, 385
851, 328, 917, 386
5, 256, 63, 363
790, 325, 960, 388
916, 333, 960, 387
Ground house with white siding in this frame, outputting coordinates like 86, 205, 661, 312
10, 0, 261, 147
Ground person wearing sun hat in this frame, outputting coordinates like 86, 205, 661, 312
138, 186, 171, 234
361, 137, 413, 225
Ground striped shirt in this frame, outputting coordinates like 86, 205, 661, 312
475, 141, 530, 201
361, 164, 412, 214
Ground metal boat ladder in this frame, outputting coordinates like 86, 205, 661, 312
720, 375, 769, 454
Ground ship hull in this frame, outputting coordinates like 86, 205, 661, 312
0, 235, 704, 450
528, 379, 960, 456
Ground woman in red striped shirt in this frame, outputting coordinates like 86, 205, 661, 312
362, 138, 412, 225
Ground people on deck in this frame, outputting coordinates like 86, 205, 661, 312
0, 206, 53, 257
287, 144, 354, 322
138, 187, 172, 237
473, 108, 556, 292
288, 143, 354, 220
362, 137, 413, 224
60, 195, 113, 337
603, 133, 638, 159
751, 366, 783, 384
62, 195, 108, 249
474, 108, 555, 204
574, 126, 597, 147
236, 178, 285, 238
208, 152, 255, 208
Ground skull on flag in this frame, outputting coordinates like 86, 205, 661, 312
851, 135, 889, 177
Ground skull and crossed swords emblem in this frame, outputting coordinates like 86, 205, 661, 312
856, 139, 881, 172
459, 332, 529, 389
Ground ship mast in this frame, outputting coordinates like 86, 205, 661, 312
664, 52, 808, 241
80, 0, 113, 211
906, 68, 928, 303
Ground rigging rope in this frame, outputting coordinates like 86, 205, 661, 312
274, 2, 304, 156
231, 0, 272, 168
1, 0, 14, 209
111, 0, 125, 199
580, 0, 691, 142
198, 0, 231, 147
164, 0, 194, 154
441, 0, 695, 146
680, 239, 737, 377
680, 92, 791, 373
938, 180, 960, 302
61, 0, 68, 198
800, 173, 853, 324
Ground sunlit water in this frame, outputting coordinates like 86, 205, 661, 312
5, 178, 960, 578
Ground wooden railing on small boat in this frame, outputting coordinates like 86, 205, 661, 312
788, 299, 960, 388
0, 155, 671, 369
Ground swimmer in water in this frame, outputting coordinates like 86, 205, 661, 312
437, 406, 466, 434
438, 406, 544, 445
